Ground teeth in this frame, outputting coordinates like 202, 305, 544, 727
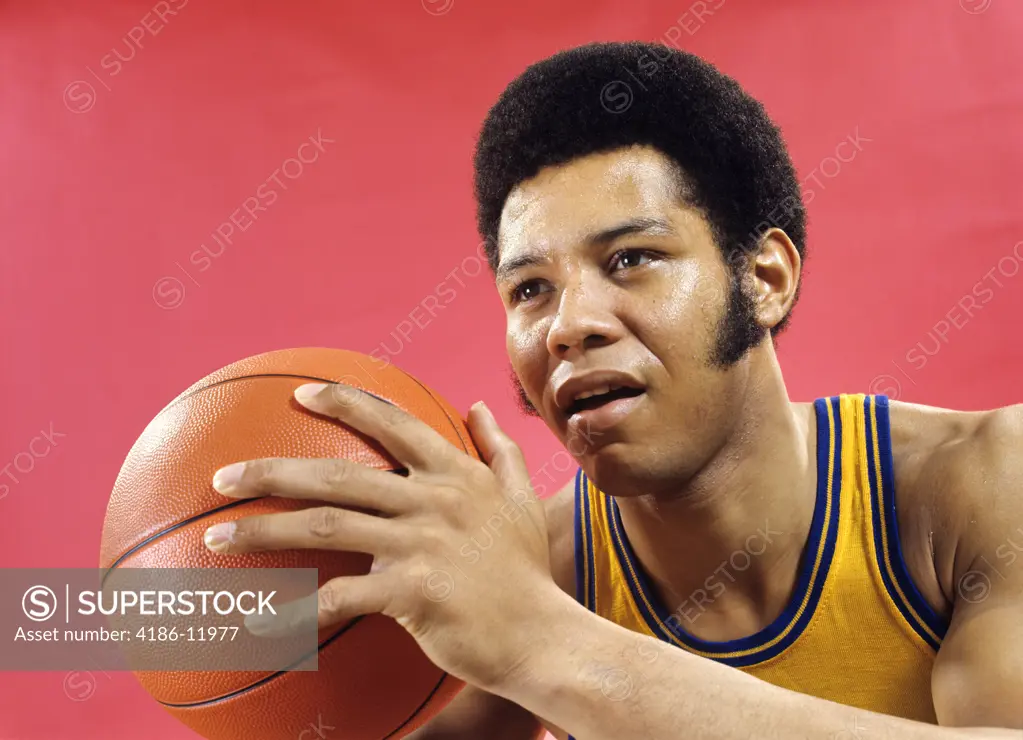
574, 384, 620, 401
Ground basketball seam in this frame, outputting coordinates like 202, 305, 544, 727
395, 369, 475, 456
107, 370, 410, 571
112, 368, 465, 738
157, 613, 368, 708
158, 373, 343, 417
383, 674, 459, 740
160, 618, 454, 740
102, 497, 261, 574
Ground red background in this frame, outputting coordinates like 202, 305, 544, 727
1, 0, 1021, 738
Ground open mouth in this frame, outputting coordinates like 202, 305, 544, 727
566, 386, 645, 417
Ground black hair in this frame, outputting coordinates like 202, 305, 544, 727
473, 40, 806, 336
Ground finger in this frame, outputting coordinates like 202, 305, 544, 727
315, 574, 392, 628
212, 457, 416, 515
203, 506, 405, 556
243, 592, 320, 638
244, 574, 392, 636
467, 402, 534, 497
294, 382, 457, 471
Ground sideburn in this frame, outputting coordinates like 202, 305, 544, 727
711, 265, 765, 367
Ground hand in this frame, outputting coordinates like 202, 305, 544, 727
202, 382, 559, 692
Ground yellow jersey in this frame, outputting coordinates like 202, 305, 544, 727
572, 394, 946, 724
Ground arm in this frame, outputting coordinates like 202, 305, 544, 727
497, 595, 1019, 740
929, 405, 1023, 728
487, 406, 1023, 739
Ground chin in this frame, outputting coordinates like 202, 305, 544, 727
575, 440, 657, 498
581, 430, 712, 499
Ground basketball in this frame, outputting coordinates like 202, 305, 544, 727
98, 347, 469, 740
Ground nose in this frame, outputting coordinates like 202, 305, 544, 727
546, 275, 621, 358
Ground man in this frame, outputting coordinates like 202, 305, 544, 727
202, 42, 1023, 738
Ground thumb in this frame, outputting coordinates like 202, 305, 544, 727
467, 401, 533, 496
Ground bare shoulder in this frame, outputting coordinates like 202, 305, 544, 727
542, 473, 578, 598
888, 400, 1023, 612
888, 399, 1023, 503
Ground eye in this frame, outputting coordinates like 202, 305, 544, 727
609, 249, 656, 272
509, 279, 548, 304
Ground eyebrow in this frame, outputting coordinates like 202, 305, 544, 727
494, 217, 679, 282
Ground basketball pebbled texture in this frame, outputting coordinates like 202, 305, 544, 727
100, 348, 470, 740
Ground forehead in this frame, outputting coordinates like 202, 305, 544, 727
498, 145, 685, 251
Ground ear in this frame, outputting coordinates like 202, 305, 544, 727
749, 228, 801, 330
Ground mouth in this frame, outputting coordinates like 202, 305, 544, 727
565, 386, 646, 418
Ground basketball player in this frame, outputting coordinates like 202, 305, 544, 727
203, 43, 1023, 738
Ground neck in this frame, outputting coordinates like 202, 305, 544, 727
615, 351, 817, 642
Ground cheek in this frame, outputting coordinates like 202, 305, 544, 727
679, 260, 730, 327
638, 262, 724, 359
506, 322, 549, 385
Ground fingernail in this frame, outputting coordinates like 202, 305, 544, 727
244, 611, 275, 635
295, 383, 328, 404
204, 522, 236, 551
212, 463, 244, 494
475, 401, 493, 419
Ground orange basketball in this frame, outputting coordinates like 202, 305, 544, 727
99, 348, 468, 740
